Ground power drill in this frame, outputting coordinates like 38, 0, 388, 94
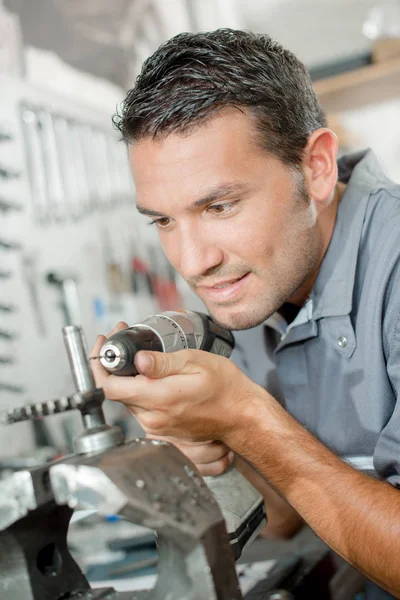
99, 310, 234, 375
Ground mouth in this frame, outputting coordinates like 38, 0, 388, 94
197, 272, 251, 303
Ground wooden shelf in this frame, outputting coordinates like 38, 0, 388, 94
314, 57, 400, 113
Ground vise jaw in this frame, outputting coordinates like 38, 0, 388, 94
0, 438, 249, 600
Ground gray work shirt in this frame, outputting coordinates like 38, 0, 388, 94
231, 150, 400, 599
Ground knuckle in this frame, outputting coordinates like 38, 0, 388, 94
160, 357, 172, 378
141, 412, 165, 432
214, 456, 231, 475
95, 334, 106, 345
93, 371, 105, 389
151, 354, 170, 378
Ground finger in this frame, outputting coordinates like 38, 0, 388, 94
98, 372, 170, 406
196, 453, 235, 477
90, 334, 107, 359
106, 321, 129, 338
173, 441, 230, 464
134, 349, 202, 379
100, 369, 206, 412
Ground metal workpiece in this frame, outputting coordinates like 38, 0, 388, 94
73, 421, 125, 454
0, 470, 37, 531
205, 467, 266, 559
50, 439, 242, 600
0, 500, 89, 600
0, 438, 242, 599
0, 462, 55, 531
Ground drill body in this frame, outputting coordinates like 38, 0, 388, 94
99, 310, 234, 375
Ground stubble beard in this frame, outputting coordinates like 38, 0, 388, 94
202, 175, 323, 331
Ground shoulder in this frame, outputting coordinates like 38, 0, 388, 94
354, 178, 400, 351
360, 179, 400, 271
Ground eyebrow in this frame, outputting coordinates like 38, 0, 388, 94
136, 182, 250, 218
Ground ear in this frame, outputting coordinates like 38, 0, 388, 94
302, 128, 338, 203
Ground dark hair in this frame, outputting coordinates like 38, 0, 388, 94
113, 28, 327, 167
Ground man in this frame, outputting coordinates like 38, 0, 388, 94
92, 30, 400, 599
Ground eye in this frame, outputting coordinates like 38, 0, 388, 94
148, 217, 171, 229
207, 202, 236, 215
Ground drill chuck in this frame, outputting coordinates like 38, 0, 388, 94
100, 311, 234, 376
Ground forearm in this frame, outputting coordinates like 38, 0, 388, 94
234, 455, 303, 539
227, 391, 400, 596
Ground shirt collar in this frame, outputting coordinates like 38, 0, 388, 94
311, 149, 383, 319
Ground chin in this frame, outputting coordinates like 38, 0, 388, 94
207, 304, 270, 331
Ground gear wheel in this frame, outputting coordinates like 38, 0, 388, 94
1, 393, 85, 425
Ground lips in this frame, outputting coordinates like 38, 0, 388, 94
198, 272, 250, 303
209, 276, 245, 289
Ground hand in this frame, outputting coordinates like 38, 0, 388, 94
147, 435, 235, 476
91, 324, 263, 445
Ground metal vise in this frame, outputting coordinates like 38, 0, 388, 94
0, 325, 266, 600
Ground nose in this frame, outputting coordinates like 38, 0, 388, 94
178, 225, 223, 280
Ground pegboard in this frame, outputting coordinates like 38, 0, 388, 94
0, 73, 169, 457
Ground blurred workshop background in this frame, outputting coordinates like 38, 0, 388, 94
0, 2, 400, 596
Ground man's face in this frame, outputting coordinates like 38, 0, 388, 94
130, 109, 323, 330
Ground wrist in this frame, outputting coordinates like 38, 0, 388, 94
223, 383, 273, 451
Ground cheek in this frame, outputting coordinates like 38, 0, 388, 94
227, 211, 277, 263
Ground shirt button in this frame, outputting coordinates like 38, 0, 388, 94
338, 336, 347, 348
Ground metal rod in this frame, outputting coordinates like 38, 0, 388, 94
62, 325, 95, 394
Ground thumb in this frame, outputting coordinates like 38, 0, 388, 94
134, 349, 195, 379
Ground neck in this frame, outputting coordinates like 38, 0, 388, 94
288, 181, 346, 307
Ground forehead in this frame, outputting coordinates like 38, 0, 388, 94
129, 109, 272, 198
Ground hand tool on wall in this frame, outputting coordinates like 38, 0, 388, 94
47, 270, 81, 326
20, 105, 49, 225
